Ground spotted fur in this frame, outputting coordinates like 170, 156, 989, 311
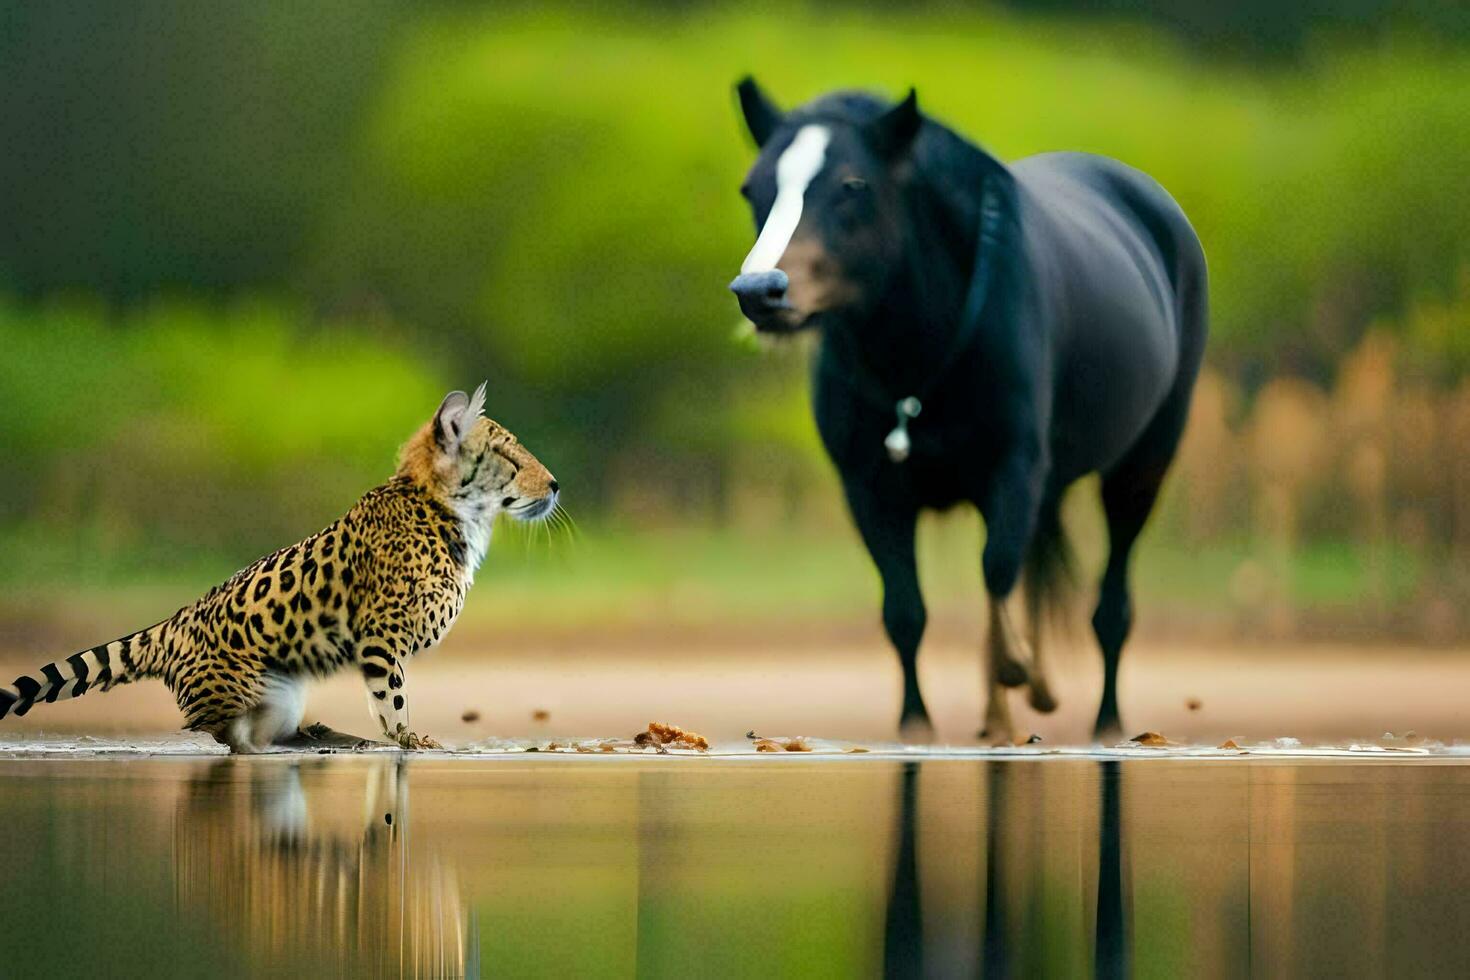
0, 385, 558, 752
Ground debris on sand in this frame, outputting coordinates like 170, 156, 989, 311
632, 721, 709, 752
560, 739, 628, 753
751, 736, 812, 752
746, 730, 813, 752
1218, 737, 1244, 750
1023, 734, 1044, 745
461, 710, 481, 724
532, 709, 551, 723
1186, 697, 1203, 712
1130, 731, 1171, 748
562, 740, 600, 752
516, 727, 708, 755
844, 747, 870, 754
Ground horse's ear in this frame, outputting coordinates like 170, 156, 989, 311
736, 76, 783, 148
868, 88, 922, 159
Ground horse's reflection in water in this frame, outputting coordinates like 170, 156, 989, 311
884, 762, 924, 979
1094, 761, 1127, 980
882, 761, 1128, 978
173, 757, 473, 977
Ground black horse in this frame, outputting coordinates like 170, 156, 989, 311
729, 79, 1207, 742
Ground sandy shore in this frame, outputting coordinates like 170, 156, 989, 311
2, 636, 1467, 747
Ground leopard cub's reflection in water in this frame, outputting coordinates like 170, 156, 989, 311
172, 757, 474, 976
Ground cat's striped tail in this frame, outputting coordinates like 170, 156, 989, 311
0, 623, 167, 720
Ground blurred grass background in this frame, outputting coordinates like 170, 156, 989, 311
1, 1, 1466, 644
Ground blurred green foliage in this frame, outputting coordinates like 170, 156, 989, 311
1006, 0, 1469, 59
0, 299, 440, 557
0, 3, 1466, 632
6, 7, 1467, 448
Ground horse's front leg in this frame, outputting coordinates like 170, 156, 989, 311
844, 481, 929, 740
978, 443, 1048, 742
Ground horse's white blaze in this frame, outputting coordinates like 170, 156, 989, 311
741, 124, 831, 274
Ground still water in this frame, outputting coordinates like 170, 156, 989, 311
2, 755, 1469, 978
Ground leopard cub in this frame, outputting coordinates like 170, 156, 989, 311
0, 384, 557, 752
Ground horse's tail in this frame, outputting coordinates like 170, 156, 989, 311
1023, 495, 1076, 630
0, 623, 167, 721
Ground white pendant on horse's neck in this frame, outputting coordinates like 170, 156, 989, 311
884, 426, 911, 463
741, 125, 830, 274
885, 397, 923, 463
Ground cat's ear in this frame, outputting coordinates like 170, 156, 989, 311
434, 381, 488, 453
433, 386, 476, 454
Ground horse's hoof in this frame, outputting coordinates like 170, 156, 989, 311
978, 727, 1014, 747
1028, 682, 1058, 714
996, 658, 1029, 688
899, 716, 935, 745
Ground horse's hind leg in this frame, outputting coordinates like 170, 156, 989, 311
1020, 494, 1065, 715
1094, 217, 1208, 742
1093, 471, 1160, 741
1024, 575, 1057, 714
981, 596, 1018, 745
1092, 401, 1192, 741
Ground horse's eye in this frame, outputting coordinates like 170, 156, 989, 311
842, 176, 868, 192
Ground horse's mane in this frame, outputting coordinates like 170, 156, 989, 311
791, 90, 892, 125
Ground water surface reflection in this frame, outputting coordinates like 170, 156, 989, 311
3, 756, 1470, 976
173, 759, 468, 976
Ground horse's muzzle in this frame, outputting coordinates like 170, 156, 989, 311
729, 269, 791, 324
